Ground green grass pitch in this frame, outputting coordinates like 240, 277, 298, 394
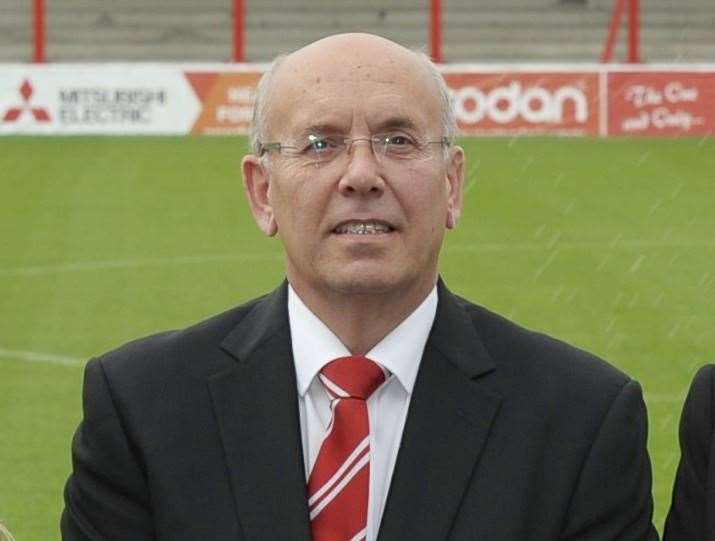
1, 135, 713, 539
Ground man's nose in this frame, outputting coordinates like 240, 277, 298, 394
338, 139, 384, 196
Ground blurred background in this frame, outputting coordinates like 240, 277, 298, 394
1, 1, 714, 539
0, 0, 714, 63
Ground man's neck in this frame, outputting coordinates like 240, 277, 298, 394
288, 276, 437, 355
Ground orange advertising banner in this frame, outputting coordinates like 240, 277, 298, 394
186, 71, 261, 135
443, 72, 601, 136
608, 71, 715, 136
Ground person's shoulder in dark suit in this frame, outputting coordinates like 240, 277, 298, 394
664, 364, 715, 541
60, 290, 281, 540
448, 293, 659, 540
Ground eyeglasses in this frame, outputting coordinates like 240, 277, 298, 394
258, 132, 451, 166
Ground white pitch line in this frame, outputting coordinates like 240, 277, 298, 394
0, 347, 695, 401
0, 253, 282, 277
2, 241, 713, 278
0, 347, 85, 367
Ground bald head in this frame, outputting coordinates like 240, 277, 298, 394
240, 32, 466, 318
250, 33, 455, 154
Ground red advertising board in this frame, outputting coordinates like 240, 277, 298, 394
444, 72, 601, 136
2, 65, 715, 137
608, 71, 715, 136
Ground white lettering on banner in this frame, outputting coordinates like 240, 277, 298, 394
652, 107, 703, 130
216, 86, 255, 124
625, 85, 662, 107
227, 86, 254, 103
626, 82, 699, 108
216, 105, 252, 123
664, 82, 698, 103
452, 82, 588, 125
621, 108, 704, 132
621, 112, 650, 132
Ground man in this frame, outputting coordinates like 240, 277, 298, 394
664, 364, 715, 540
62, 33, 657, 540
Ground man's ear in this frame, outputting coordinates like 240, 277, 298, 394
445, 145, 465, 230
242, 154, 278, 236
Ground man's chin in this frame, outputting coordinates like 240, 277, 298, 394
322, 271, 407, 298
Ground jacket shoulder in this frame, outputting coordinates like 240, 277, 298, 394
688, 364, 715, 404
680, 363, 715, 446
453, 293, 632, 400
94, 291, 272, 383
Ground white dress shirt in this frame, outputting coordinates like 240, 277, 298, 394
288, 284, 438, 541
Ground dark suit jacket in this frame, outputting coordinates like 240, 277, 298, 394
62, 281, 657, 540
664, 364, 715, 540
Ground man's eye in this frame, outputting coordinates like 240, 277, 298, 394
384, 133, 417, 147
381, 133, 418, 154
304, 135, 336, 154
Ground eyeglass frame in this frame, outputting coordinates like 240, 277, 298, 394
257, 132, 453, 165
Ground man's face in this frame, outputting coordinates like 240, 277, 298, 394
243, 35, 464, 301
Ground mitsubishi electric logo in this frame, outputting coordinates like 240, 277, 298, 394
2, 79, 51, 123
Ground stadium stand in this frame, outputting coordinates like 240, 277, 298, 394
0, 0, 713, 63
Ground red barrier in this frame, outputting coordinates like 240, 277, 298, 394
628, 0, 640, 63
23, 2, 646, 66
33, 0, 45, 63
601, 0, 641, 63
430, 0, 443, 63
233, 0, 245, 62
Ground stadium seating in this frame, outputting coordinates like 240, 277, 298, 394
0, 0, 713, 63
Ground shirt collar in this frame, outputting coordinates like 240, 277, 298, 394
288, 284, 438, 397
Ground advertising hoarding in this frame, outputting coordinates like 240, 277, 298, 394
1, 64, 713, 137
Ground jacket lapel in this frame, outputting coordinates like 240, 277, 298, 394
378, 281, 502, 541
208, 283, 312, 541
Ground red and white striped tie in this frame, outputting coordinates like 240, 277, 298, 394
307, 356, 386, 541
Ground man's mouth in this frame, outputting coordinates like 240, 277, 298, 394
333, 220, 394, 235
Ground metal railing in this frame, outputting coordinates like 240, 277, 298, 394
601, 0, 641, 63
30, 1, 641, 65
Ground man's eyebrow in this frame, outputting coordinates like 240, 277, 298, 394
372, 116, 421, 132
292, 123, 345, 140
288, 117, 422, 140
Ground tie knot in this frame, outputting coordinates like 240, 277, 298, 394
320, 356, 386, 400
